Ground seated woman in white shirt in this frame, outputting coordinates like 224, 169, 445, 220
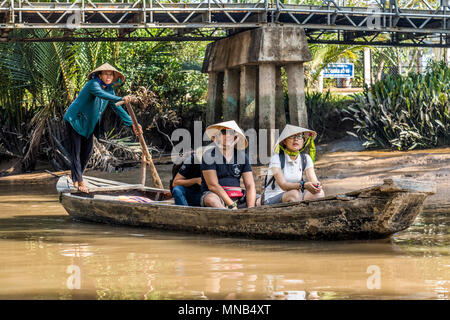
261, 124, 325, 205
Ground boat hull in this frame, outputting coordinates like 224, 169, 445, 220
59, 178, 434, 240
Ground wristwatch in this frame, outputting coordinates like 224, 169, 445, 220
228, 202, 237, 209
299, 181, 305, 193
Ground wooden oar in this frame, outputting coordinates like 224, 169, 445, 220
116, 100, 164, 189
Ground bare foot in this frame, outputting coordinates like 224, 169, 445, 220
78, 181, 89, 193
73, 181, 79, 190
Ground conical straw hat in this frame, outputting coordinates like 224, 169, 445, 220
205, 120, 248, 150
273, 124, 317, 153
88, 62, 125, 83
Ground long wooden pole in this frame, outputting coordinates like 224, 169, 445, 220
116, 101, 164, 189
140, 158, 147, 186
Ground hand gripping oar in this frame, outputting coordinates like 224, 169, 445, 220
116, 100, 164, 189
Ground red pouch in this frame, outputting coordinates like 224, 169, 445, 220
222, 186, 244, 198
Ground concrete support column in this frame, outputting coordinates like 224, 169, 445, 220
259, 63, 276, 163
223, 68, 240, 121
239, 65, 257, 130
364, 48, 371, 88
417, 49, 423, 73
431, 47, 450, 65
285, 63, 308, 128
318, 72, 324, 93
275, 66, 286, 129
206, 72, 224, 125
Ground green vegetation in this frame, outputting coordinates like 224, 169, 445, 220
305, 91, 353, 143
0, 27, 449, 173
344, 61, 450, 150
0, 29, 208, 172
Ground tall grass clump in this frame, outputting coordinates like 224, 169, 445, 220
344, 61, 450, 150
306, 90, 353, 143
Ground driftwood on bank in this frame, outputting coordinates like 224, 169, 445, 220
44, 116, 154, 173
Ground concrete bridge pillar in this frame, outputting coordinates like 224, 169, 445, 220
239, 65, 257, 131
286, 63, 308, 128
223, 68, 240, 121
275, 66, 287, 130
202, 26, 311, 160
206, 72, 224, 124
259, 63, 277, 154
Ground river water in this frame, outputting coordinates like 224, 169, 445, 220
0, 166, 448, 300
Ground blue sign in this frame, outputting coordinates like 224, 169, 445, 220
322, 63, 354, 78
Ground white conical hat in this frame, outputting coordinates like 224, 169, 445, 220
88, 62, 125, 83
205, 120, 248, 150
273, 124, 317, 153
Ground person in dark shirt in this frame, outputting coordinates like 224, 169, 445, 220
172, 152, 202, 206
200, 120, 256, 210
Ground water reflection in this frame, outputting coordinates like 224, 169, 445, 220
0, 183, 448, 300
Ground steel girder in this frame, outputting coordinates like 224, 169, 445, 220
0, 0, 449, 47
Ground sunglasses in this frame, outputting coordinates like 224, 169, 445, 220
220, 129, 236, 136
287, 134, 304, 140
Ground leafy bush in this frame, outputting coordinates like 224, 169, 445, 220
0, 31, 209, 172
344, 61, 450, 150
305, 90, 353, 143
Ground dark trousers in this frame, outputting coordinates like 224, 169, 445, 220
66, 121, 94, 183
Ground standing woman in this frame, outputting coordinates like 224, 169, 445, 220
63, 63, 141, 193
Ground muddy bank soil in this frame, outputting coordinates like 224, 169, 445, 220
307, 148, 449, 213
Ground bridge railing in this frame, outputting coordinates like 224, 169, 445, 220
1, 0, 449, 33
0, 0, 448, 6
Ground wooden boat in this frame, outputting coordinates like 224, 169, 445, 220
56, 175, 435, 240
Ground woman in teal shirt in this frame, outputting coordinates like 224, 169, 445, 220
63, 63, 141, 193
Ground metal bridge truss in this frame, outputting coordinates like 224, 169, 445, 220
0, 0, 449, 47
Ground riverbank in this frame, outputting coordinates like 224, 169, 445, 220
314, 147, 450, 213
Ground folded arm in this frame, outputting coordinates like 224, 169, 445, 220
173, 173, 201, 188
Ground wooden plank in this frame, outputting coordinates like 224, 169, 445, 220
82, 175, 133, 187
381, 178, 436, 194
58, 184, 145, 194
0, 170, 70, 185
56, 175, 141, 193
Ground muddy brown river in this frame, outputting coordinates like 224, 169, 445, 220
0, 151, 449, 300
